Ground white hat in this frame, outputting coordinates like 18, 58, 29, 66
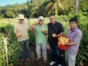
38, 16, 44, 21
17, 14, 25, 20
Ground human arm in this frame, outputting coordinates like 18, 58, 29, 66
65, 31, 82, 46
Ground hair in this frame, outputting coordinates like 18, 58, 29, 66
49, 15, 56, 20
69, 17, 78, 23
49, 15, 55, 17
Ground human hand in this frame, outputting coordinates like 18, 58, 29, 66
52, 34, 58, 38
16, 33, 21, 37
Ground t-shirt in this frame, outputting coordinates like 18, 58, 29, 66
47, 22, 64, 44
14, 22, 29, 41
35, 24, 48, 44
66, 28, 82, 55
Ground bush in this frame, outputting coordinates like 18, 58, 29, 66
76, 14, 88, 63
0, 25, 21, 66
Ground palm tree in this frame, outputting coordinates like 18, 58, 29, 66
45, 0, 67, 15
75, 0, 79, 14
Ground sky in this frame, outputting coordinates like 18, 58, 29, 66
0, 0, 29, 6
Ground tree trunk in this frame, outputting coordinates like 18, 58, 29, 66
55, 9, 58, 15
75, 0, 79, 14
55, 3, 58, 16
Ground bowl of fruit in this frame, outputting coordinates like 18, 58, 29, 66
58, 36, 70, 50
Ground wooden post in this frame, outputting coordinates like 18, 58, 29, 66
2, 36, 8, 66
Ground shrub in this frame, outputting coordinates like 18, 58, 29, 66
0, 24, 21, 66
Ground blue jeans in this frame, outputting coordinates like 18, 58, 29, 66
49, 44, 62, 64
19, 39, 30, 59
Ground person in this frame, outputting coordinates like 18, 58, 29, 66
14, 14, 31, 64
32, 16, 48, 63
47, 15, 64, 66
65, 17, 82, 66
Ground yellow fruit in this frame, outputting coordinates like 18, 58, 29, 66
59, 37, 63, 40
35, 22, 38, 24
58, 42, 61, 46
58, 36, 70, 46
60, 41, 64, 46
42, 28, 46, 32
67, 38, 69, 41
52, 34, 57, 37
16, 33, 21, 37
64, 38, 69, 42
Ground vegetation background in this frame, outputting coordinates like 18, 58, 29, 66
0, 0, 88, 66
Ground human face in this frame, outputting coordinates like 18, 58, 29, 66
19, 19, 24, 24
70, 21, 77, 30
50, 16, 56, 24
39, 20, 44, 25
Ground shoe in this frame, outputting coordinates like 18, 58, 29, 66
43, 60, 47, 64
20, 59, 24, 62
35, 57, 41, 62
58, 64, 62, 66
25, 62, 28, 65
20, 63, 22, 66
26, 58, 29, 61
19, 59, 24, 65
35, 54, 41, 62
50, 61, 55, 66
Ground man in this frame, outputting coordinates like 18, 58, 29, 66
48, 15, 64, 66
14, 14, 30, 64
65, 17, 82, 66
32, 16, 48, 63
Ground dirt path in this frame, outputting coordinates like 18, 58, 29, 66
19, 44, 67, 66
18, 44, 88, 66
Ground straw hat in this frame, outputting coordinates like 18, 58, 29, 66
17, 14, 25, 20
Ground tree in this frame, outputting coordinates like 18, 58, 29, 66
67, 0, 75, 14
28, 0, 46, 17
79, 0, 88, 16
0, 0, 87, 18
45, 0, 66, 15
5, 10, 14, 18
0, 7, 4, 18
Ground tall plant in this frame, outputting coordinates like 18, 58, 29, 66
45, 0, 67, 15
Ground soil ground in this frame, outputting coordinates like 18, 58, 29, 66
19, 44, 88, 66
